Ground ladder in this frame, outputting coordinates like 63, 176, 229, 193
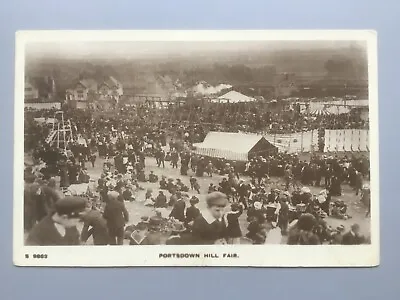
45, 111, 74, 151
45, 130, 57, 144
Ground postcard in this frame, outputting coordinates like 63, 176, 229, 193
14, 30, 379, 267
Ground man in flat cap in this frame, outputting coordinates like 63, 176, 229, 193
191, 192, 228, 245
103, 191, 129, 245
26, 196, 88, 246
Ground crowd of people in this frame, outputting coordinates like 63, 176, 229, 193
23, 96, 370, 246
24, 98, 369, 152
24, 133, 370, 246
150, 101, 369, 134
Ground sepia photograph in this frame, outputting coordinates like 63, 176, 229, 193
14, 30, 379, 267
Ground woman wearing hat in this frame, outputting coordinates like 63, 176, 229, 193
224, 203, 244, 244
191, 192, 229, 245
185, 196, 200, 228
299, 187, 312, 205
141, 216, 170, 245
169, 194, 186, 222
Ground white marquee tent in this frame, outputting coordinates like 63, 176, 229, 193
193, 132, 276, 161
212, 91, 256, 103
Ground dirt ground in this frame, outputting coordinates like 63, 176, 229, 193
81, 156, 370, 244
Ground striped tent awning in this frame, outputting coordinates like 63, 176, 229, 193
309, 109, 332, 116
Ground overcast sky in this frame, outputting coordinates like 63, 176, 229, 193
25, 40, 367, 60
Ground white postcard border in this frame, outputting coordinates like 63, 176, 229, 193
13, 30, 379, 267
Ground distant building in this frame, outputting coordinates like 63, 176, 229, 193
66, 76, 123, 106
24, 76, 56, 102
120, 93, 166, 107
24, 80, 39, 101
98, 76, 124, 98
66, 78, 98, 101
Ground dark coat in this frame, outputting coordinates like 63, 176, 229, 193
247, 207, 266, 223
170, 199, 186, 222
267, 193, 279, 203
81, 210, 109, 245
191, 215, 227, 244
103, 199, 129, 230
185, 206, 201, 225
278, 202, 290, 222
237, 183, 249, 197
155, 194, 168, 208
26, 215, 80, 246
225, 207, 243, 238
41, 185, 61, 213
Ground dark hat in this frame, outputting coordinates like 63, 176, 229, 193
171, 222, 186, 233
55, 196, 87, 217
149, 216, 163, 229
190, 196, 200, 204
206, 192, 228, 207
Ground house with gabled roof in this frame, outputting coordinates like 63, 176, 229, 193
66, 76, 123, 103
98, 76, 124, 98
66, 78, 98, 101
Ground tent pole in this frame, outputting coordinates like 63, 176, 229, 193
300, 130, 304, 153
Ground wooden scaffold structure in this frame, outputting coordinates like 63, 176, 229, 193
44, 111, 74, 152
